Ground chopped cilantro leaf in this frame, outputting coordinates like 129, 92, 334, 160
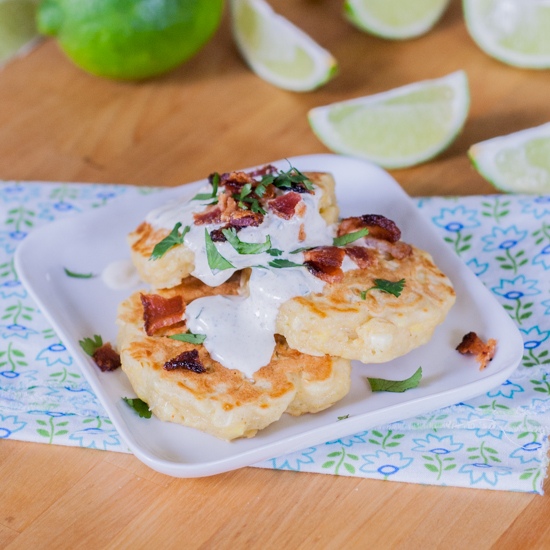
259, 163, 314, 192
290, 246, 315, 254
149, 223, 190, 261
192, 172, 219, 201
333, 228, 369, 247
337, 414, 350, 421
64, 268, 95, 279
205, 229, 235, 272
368, 367, 422, 393
169, 332, 206, 344
362, 278, 406, 298
267, 248, 283, 256
222, 228, 272, 255
79, 334, 103, 356
122, 397, 152, 418
268, 259, 304, 269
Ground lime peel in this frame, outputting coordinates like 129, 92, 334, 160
230, 0, 337, 92
469, 122, 550, 194
0, 0, 41, 67
344, 0, 451, 40
463, 0, 550, 69
308, 70, 470, 169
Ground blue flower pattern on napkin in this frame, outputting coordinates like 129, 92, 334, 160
0, 184, 549, 493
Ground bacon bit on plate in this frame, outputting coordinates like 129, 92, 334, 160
304, 246, 346, 283
363, 237, 413, 260
299, 223, 306, 242
163, 349, 206, 373
456, 332, 497, 370
193, 203, 222, 225
141, 294, 185, 336
345, 246, 378, 269
295, 200, 307, 218
219, 171, 255, 195
338, 214, 401, 243
93, 343, 121, 372
269, 192, 302, 220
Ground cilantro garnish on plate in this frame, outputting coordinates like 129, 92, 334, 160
149, 222, 190, 261
361, 278, 406, 299
169, 332, 206, 345
64, 268, 95, 279
122, 397, 152, 418
367, 367, 422, 393
222, 227, 272, 255
205, 229, 235, 272
191, 172, 220, 202
79, 334, 103, 356
333, 227, 369, 247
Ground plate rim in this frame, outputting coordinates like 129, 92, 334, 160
14, 153, 524, 477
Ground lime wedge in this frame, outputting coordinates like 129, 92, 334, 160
463, 0, 550, 69
308, 71, 470, 169
0, 0, 40, 66
230, 0, 337, 92
469, 123, 550, 194
344, 0, 450, 40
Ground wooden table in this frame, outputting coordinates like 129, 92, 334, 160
1, 1, 549, 548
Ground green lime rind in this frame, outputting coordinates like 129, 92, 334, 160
469, 122, 550, 194
308, 70, 470, 170
344, 0, 450, 40
36, 0, 224, 80
230, 0, 337, 92
463, 0, 550, 69
0, 0, 40, 65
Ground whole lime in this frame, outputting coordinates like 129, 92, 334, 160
37, 0, 224, 80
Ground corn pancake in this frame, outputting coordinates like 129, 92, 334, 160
116, 275, 351, 441
276, 246, 456, 363
128, 172, 339, 290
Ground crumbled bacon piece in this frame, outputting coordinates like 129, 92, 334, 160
141, 294, 185, 336
163, 349, 206, 373
93, 343, 121, 372
363, 237, 413, 260
218, 192, 237, 221
304, 246, 346, 283
248, 165, 277, 177
218, 171, 256, 196
193, 204, 222, 225
345, 246, 378, 269
299, 223, 306, 242
210, 223, 242, 242
456, 332, 497, 371
338, 214, 401, 243
229, 209, 264, 227
268, 192, 302, 220
295, 201, 307, 217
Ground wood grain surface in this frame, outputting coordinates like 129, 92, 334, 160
0, 1, 549, 548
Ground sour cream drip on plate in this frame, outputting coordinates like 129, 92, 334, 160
146, 180, 335, 376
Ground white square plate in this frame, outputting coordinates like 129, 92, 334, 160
15, 154, 523, 477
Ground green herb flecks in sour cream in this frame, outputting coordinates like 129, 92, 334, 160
205, 229, 235, 272
268, 259, 304, 269
169, 332, 207, 344
222, 227, 272, 255
361, 278, 406, 299
368, 367, 422, 393
333, 227, 369, 247
150, 222, 190, 261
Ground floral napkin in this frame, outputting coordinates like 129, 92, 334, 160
0, 182, 548, 493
